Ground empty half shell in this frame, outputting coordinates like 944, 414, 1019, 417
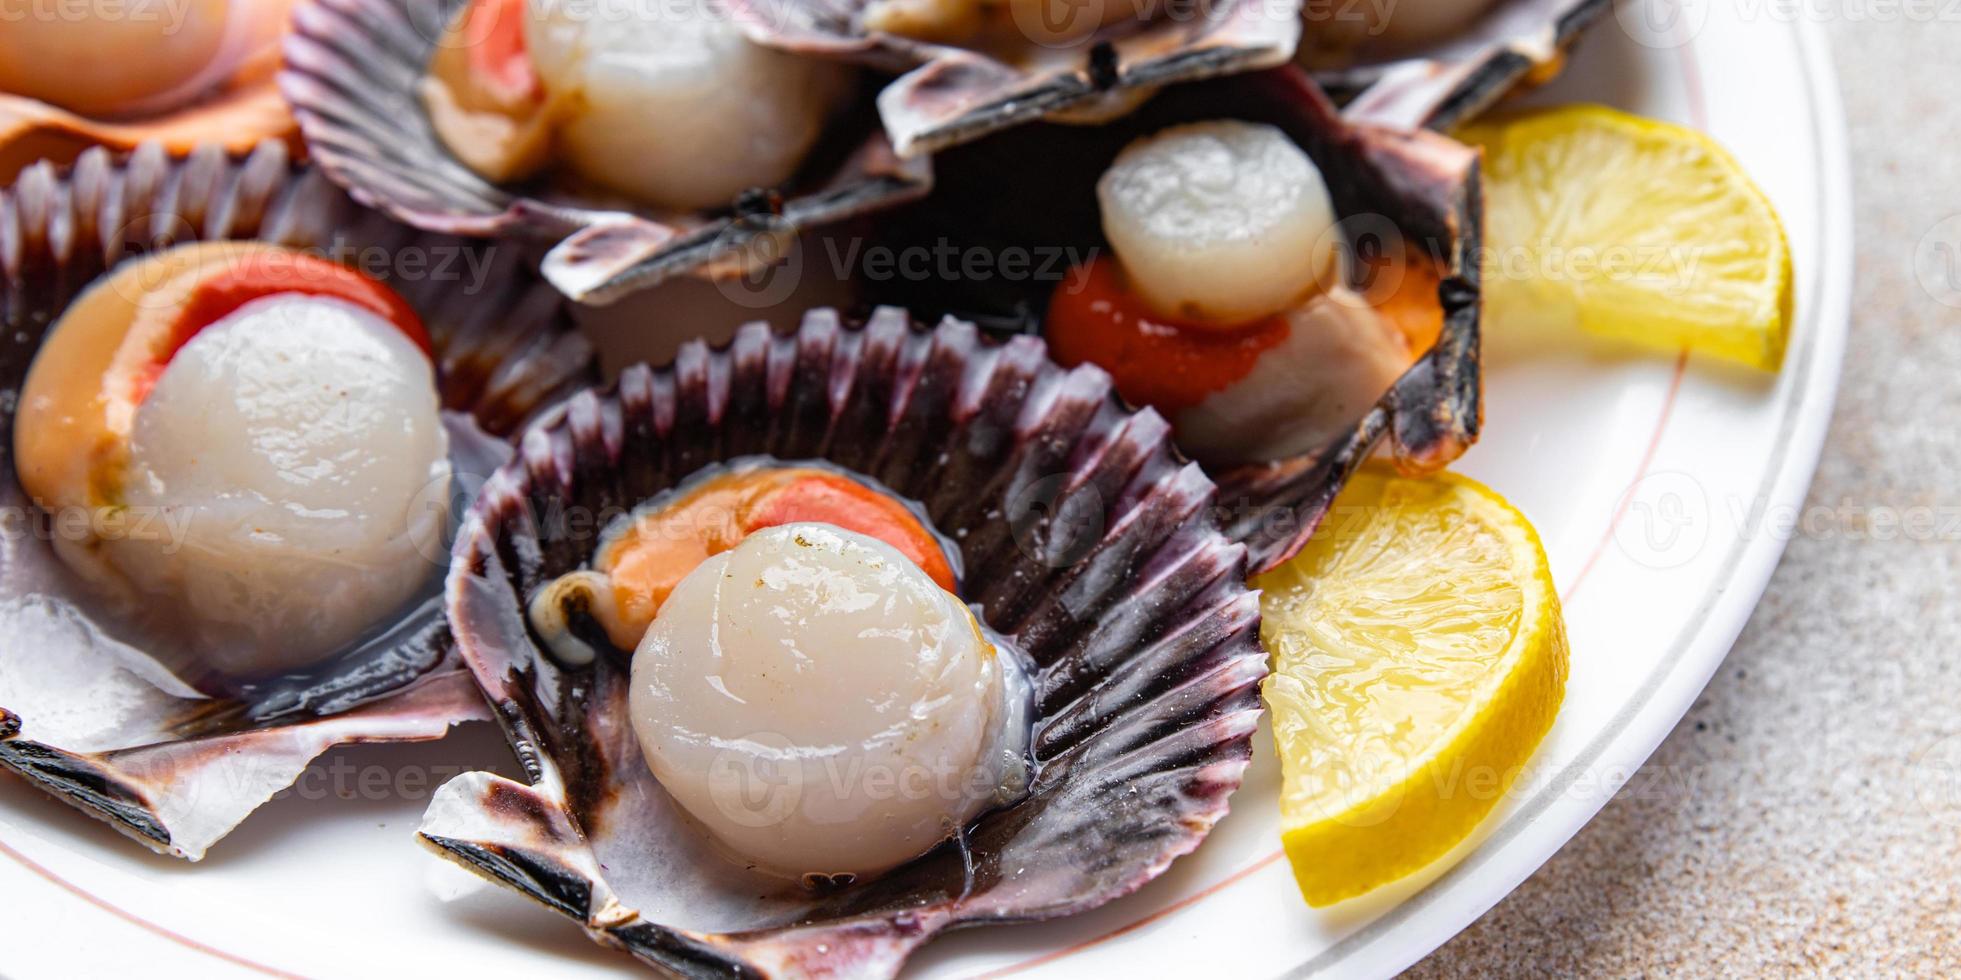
731, 0, 1303, 156
279, 0, 933, 305
0, 0, 302, 183
1310, 0, 1614, 130
425, 308, 1265, 976
0, 140, 596, 859
860, 67, 1483, 571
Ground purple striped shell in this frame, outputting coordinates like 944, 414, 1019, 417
0, 140, 595, 859
279, 0, 934, 305
428, 307, 1266, 976
1322, 0, 1615, 131
728, 0, 1302, 157
856, 67, 1484, 572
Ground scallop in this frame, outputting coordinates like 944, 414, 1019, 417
1172, 287, 1412, 465
0, 1, 280, 118
522, 0, 849, 211
627, 522, 1025, 881
1097, 120, 1341, 327
108, 295, 451, 674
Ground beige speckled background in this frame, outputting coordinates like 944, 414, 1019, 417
1406, 17, 1961, 977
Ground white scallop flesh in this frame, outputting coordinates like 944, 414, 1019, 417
1098, 120, 1342, 327
111, 296, 452, 674
0, 1, 276, 118
629, 523, 1028, 881
523, 0, 848, 211
1172, 286, 1412, 465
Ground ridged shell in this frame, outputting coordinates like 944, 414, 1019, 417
279, 0, 934, 305
427, 307, 1266, 977
0, 140, 597, 859
857, 67, 1482, 571
1319, 0, 1615, 130
0, 1, 300, 183
730, 0, 1302, 156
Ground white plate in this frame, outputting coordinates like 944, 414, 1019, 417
0, 6, 1850, 978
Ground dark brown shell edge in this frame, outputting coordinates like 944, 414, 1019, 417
846, 67, 1481, 573
1321, 0, 1615, 131
1210, 69, 1483, 572
729, 0, 1302, 156
0, 139, 597, 859
278, 0, 934, 306
429, 307, 1266, 977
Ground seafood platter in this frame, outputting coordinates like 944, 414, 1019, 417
0, 0, 1825, 976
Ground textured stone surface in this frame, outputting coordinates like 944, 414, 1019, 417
1407, 18, 1961, 978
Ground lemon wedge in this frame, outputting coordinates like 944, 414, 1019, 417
1256, 465, 1569, 907
1460, 104, 1793, 370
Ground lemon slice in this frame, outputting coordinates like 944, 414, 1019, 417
1256, 465, 1569, 907
1461, 104, 1793, 370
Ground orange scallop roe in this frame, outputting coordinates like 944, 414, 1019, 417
422, 0, 559, 183
1364, 246, 1447, 354
1047, 249, 1451, 417
1045, 254, 1290, 415
134, 251, 432, 403
14, 242, 432, 519
458, 0, 540, 104
594, 468, 957, 644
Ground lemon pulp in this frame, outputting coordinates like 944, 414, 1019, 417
1462, 104, 1793, 370
1256, 465, 1569, 906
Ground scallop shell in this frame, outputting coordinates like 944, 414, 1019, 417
278, 0, 934, 306
425, 307, 1266, 976
730, 0, 1303, 156
0, 4, 300, 184
858, 67, 1481, 572
0, 140, 597, 859
1316, 0, 1615, 130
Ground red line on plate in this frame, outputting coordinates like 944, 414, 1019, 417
1559, 348, 1690, 603
2, 18, 1723, 980
972, 346, 1691, 977
977, 28, 1715, 970
0, 834, 305, 979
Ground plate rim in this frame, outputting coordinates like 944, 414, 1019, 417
1297, 15, 1854, 978
0, 14, 1855, 980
